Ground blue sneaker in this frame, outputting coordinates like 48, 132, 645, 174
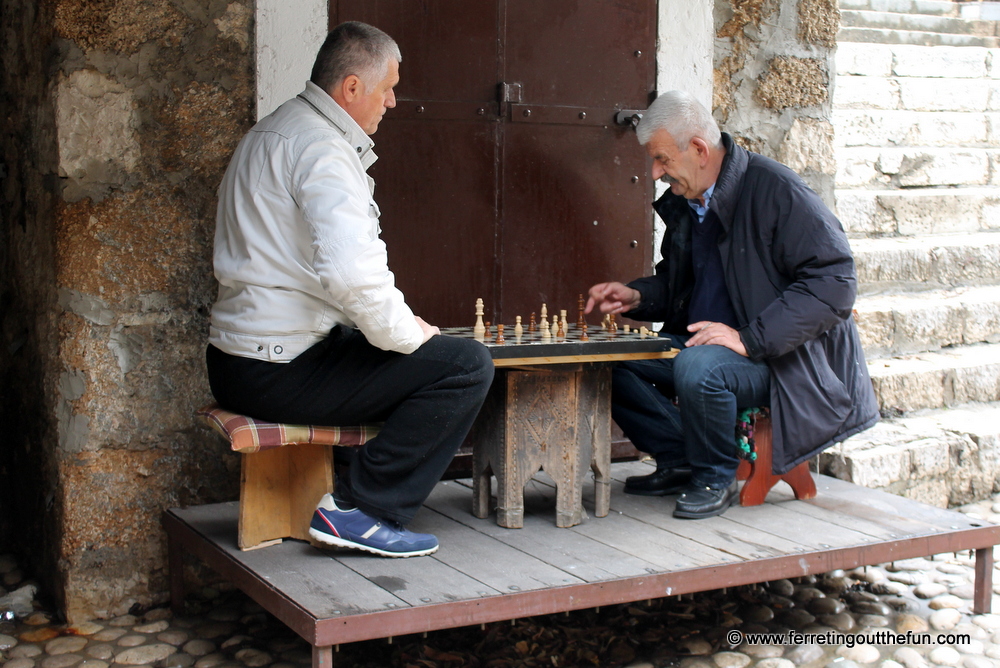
309, 494, 439, 558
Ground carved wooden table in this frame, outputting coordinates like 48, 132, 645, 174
440, 327, 676, 529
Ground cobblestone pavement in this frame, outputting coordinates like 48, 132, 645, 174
4, 495, 1000, 668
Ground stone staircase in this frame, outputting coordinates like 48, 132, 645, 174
817, 0, 1000, 507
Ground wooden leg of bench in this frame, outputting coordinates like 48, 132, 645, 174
167, 528, 185, 616
312, 645, 334, 668
974, 547, 994, 614
289, 444, 334, 542
737, 414, 815, 507
587, 366, 612, 519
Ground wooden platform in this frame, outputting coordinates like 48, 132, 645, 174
164, 462, 1000, 667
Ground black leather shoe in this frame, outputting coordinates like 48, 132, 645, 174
672, 481, 739, 519
624, 467, 692, 496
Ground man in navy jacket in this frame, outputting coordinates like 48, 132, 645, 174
586, 91, 878, 519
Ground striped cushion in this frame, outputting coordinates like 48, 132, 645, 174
197, 403, 380, 454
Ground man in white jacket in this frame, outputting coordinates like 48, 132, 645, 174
206, 22, 494, 558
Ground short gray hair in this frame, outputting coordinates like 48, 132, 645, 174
310, 22, 402, 93
635, 91, 722, 149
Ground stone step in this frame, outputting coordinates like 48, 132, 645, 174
855, 284, 1000, 356
837, 26, 1000, 47
852, 230, 1000, 289
835, 74, 999, 112
867, 342, 1000, 412
836, 42, 996, 78
818, 401, 1000, 507
837, 188, 1000, 236
836, 146, 997, 188
833, 109, 999, 148
841, 8, 1000, 36
839, 0, 959, 16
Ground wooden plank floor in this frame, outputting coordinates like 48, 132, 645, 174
164, 462, 1000, 650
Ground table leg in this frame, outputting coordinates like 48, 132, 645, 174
586, 366, 613, 518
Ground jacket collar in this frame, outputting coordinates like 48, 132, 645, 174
298, 81, 378, 170
708, 132, 748, 232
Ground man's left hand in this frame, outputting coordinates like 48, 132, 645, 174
685, 321, 747, 357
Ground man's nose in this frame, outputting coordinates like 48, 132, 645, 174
651, 163, 665, 180
385, 90, 396, 108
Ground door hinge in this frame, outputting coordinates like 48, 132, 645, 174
498, 82, 523, 104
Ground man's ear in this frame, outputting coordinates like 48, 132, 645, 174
690, 137, 711, 166
339, 74, 363, 104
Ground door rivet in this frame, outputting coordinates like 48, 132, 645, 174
634, 50, 642, 57
523, 109, 531, 117
630, 240, 639, 248
416, 105, 424, 113
579, 111, 586, 120
631, 176, 639, 183
477, 108, 485, 115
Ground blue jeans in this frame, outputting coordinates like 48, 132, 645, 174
612, 335, 770, 489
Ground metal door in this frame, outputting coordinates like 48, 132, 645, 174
330, 1, 655, 327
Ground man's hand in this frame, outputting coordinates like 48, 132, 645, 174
685, 321, 747, 357
585, 282, 641, 315
415, 316, 440, 344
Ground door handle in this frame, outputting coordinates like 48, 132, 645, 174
615, 110, 643, 129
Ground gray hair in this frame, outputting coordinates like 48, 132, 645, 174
635, 91, 722, 149
310, 22, 402, 94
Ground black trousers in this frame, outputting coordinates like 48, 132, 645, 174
206, 327, 494, 525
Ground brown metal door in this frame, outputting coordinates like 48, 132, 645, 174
330, 1, 654, 327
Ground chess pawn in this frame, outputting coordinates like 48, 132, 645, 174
528, 312, 537, 333
556, 318, 565, 339
580, 323, 589, 342
551, 317, 559, 338
484, 321, 492, 340
514, 315, 523, 337
496, 323, 505, 344
623, 324, 631, 334
474, 297, 486, 339
560, 311, 568, 334
541, 317, 551, 340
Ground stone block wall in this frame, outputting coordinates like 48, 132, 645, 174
1, 0, 252, 622
714, 0, 840, 205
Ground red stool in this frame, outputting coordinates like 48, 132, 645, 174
735, 409, 816, 506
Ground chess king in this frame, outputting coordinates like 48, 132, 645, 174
206, 22, 493, 556
586, 91, 878, 519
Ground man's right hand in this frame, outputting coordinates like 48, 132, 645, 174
585, 282, 641, 315
415, 316, 440, 344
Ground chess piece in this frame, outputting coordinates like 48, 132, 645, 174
556, 318, 564, 339
580, 323, 589, 341
551, 318, 559, 338
541, 316, 551, 340
496, 323, 505, 344
528, 312, 537, 333
609, 313, 618, 334
474, 298, 486, 340
577, 294, 586, 330
602, 313, 610, 330
514, 315, 523, 337
540, 304, 548, 331
623, 324, 631, 334
639, 326, 648, 338
484, 321, 491, 340
560, 310, 568, 333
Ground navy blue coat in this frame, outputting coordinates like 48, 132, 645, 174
626, 133, 879, 473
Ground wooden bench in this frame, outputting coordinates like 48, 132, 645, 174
197, 404, 378, 550
164, 466, 1000, 667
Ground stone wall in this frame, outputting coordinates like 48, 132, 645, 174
1, 0, 252, 622
713, 0, 840, 205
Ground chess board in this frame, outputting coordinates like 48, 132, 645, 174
439, 325, 676, 367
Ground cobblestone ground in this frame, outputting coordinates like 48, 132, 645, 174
4, 495, 1000, 668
